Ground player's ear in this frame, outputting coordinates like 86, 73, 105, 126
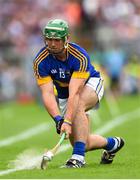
64, 36, 69, 48
66, 35, 70, 42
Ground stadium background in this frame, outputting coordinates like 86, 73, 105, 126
0, 0, 140, 102
0, 0, 140, 179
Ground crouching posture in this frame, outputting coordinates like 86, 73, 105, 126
33, 19, 124, 168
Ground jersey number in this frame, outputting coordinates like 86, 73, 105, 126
59, 71, 65, 78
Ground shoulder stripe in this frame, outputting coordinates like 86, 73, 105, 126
34, 51, 49, 78
34, 48, 48, 71
68, 48, 84, 71
34, 48, 48, 66
68, 44, 88, 72
68, 45, 85, 71
69, 45, 88, 72
34, 51, 49, 71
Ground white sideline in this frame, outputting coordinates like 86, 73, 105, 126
0, 169, 18, 176
95, 108, 140, 135
0, 108, 140, 176
0, 123, 51, 147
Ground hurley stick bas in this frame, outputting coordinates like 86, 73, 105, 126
41, 133, 66, 169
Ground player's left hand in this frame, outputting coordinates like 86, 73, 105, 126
61, 121, 72, 139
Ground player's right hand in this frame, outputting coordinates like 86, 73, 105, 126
53, 115, 64, 134
55, 119, 64, 134
61, 120, 72, 139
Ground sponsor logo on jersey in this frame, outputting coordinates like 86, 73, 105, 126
51, 69, 57, 74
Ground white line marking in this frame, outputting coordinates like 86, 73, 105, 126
0, 169, 18, 176
0, 108, 140, 176
104, 93, 120, 116
0, 123, 51, 147
95, 108, 140, 135
91, 111, 102, 125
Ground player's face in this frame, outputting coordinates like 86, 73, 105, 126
45, 38, 65, 55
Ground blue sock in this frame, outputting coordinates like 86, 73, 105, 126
73, 141, 85, 156
104, 137, 115, 151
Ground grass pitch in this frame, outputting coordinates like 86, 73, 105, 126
0, 94, 140, 179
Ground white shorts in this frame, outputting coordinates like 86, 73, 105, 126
86, 77, 104, 102
58, 77, 104, 117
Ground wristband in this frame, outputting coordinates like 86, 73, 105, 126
54, 115, 62, 122
64, 119, 72, 126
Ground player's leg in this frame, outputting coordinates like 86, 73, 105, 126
69, 119, 124, 165
86, 134, 107, 150
58, 96, 107, 151
64, 80, 100, 167
100, 137, 125, 164
80, 78, 124, 156
65, 78, 124, 167
69, 129, 108, 150
69, 123, 124, 165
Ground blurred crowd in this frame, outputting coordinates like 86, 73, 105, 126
0, 0, 140, 102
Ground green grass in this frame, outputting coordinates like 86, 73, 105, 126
0, 94, 140, 179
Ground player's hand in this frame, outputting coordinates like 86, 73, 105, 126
53, 116, 64, 134
55, 119, 64, 134
60, 120, 72, 139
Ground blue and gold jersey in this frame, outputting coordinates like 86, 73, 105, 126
33, 42, 100, 98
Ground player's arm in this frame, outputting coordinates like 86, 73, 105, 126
64, 77, 87, 123
39, 81, 60, 117
61, 50, 90, 137
33, 56, 63, 134
34, 57, 60, 117
61, 73, 89, 138
39, 81, 64, 134
64, 52, 90, 123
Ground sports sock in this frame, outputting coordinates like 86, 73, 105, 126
104, 137, 116, 151
72, 141, 85, 162
71, 154, 85, 162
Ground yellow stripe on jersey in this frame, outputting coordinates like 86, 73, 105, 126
34, 48, 47, 70
34, 53, 49, 78
68, 48, 83, 71
68, 44, 86, 69
53, 85, 58, 96
54, 80, 69, 87
33, 48, 49, 78
68, 44, 88, 72
72, 72, 90, 79
37, 76, 52, 86
36, 52, 49, 78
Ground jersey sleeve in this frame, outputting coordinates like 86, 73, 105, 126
33, 48, 52, 86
